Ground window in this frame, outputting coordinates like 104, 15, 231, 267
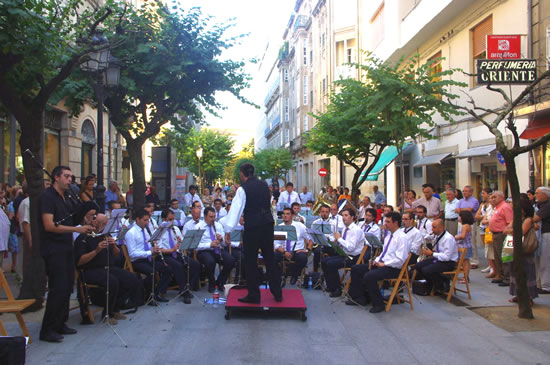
296, 116, 300, 136
429, 51, 442, 99
303, 39, 307, 65
322, 78, 326, 94
321, 33, 326, 50
346, 48, 355, 63
284, 98, 289, 121
471, 16, 492, 86
285, 128, 290, 142
303, 75, 308, 105
284, 69, 289, 82
310, 90, 313, 107
303, 115, 308, 132
310, 50, 313, 65
370, 3, 385, 48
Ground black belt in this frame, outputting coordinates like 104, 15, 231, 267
445, 218, 458, 221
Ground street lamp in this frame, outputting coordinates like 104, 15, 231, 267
196, 147, 203, 195
81, 30, 121, 213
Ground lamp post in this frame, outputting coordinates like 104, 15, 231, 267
196, 147, 203, 195
81, 30, 121, 213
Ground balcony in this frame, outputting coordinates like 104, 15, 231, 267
293, 15, 311, 33
264, 77, 281, 107
264, 114, 281, 138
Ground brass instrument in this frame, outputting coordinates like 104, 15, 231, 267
312, 193, 330, 215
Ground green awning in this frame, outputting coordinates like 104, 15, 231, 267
361, 142, 412, 181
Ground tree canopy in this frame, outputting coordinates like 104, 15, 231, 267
253, 147, 293, 182
307, 53, 465, 201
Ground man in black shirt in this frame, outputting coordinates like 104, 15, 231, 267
74, 212, 141, 323
39, 166, 94, 343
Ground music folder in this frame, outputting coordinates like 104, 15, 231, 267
103, 208, 127, 236
149, 221, 171, 242
312, 222, 332, 234
307, 228, 330, 247
274, 225, 297, 241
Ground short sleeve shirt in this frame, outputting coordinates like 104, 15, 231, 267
536, 200, 550, 233
39, 186, 75, 255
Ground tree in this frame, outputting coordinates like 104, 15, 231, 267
307, 54, 465, 203
254, 147, 293, 182
63, 1, 251, 209
0, 0, 112, 308
224, 139, 254, 182
454, 69, 550, 319
166, 128, 235, 185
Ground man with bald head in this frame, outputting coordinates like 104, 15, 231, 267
414, 219, 458, 293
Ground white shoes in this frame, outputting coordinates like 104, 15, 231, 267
481, 266, 491, 273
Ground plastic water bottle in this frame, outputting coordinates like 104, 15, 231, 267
308, 276, 313, 290
213, 286, 220, 308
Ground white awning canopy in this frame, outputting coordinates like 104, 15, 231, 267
455, 145, 496, 159
414, 153, 451, 167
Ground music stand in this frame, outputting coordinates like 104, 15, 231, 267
277, 202, 290, 212
96, 208, 128, 347
178, 229, 206, 305
274, 225, 297, 241
229, 227, 244, 284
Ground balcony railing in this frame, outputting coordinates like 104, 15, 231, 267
264, 77, 281, 107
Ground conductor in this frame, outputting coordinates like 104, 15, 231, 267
221, 163, 282, 303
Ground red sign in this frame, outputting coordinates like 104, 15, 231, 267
318, 168, 328, 177
487, 35, 521, 59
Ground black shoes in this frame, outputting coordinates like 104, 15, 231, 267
329, 289, 342, 298
345, 298, 367, 306
40, 331, 63, 343
491, 279, 503, 284
58, 325, 77, 335
155, 295, 169, 303
369, 305, 385, 313
290, 276, 298, 285
238, 295, 261, 304
498, 282, 510, 287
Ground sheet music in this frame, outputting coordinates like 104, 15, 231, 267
102, 208, 127, 235
149, 221, 171, 241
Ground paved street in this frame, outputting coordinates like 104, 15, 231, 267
2, 253, 550, 365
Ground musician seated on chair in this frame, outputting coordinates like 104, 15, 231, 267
401, 212, 423, 265
346, 212, 410, 313
169, 199, 186, 228
182, 201, 203, 235
158, 209, 200, 304
329, 203, 344, 228
196, 207, 236, 293
125, 208, 172, 304
311, 204, 336, 272
225, 215, 245, 284
291, 202, 305, 224
415, 205, 433, 238
274, 207, 310, 285
321, 208, 366, 298
74, 211, 141, 323
144, 202, 159, 231
413, 219, 458, 294
214, 198, 227, 220
359, 208, 381, 239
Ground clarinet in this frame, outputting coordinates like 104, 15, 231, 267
171, 225, 184, 260
146, 225, 167, 267
212, 222, 223, 263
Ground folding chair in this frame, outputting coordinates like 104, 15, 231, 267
0, 269, 35, 343
441, 247, 471, 302
121, 245, 134, 273
341, 244, 369, 294
75, 269, 103, 324
381, 253, 414, 312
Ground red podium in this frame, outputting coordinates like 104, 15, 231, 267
224, 288, 307, 321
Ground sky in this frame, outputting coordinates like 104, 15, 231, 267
181, 0, 295, 151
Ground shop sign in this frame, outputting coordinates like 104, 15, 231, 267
476, 59, 537, 84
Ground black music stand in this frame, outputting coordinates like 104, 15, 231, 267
179, 229, 206, 305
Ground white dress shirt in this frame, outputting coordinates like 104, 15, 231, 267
336, 222, 365, 257
274, 221, 309, 251
182, 217, 202, 236
169, 208, 187, 226
184, 192, 204, 209
279, 190, 301, 205
416, 217, 433, 238
215, 208, 227, 220
360, 221, 381, 241
445, 198, 459, 219
158, 225, 183, 250
433, 231, 459, 262
125, 224, 152, 261
374, 229, 410, 269
402, 226, 423, 255
197, 220, 225, 251
220, 187, 246, 233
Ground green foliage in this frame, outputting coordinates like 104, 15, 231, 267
253, 148, 293, 181
307, 53, 465, 197
223, 139, 254, 182
230, 157, 254, 182
166, 128, 235, 183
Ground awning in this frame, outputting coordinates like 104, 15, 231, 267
414, 152, 451, 167
361, 142, 412, 181
455, 145, 496, 159
520, 117, 550, 139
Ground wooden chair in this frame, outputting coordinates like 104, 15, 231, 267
121, 244, 134, 273
0, 269, 35, 343
441, 247, 471, 302
381, 253, 414, 312
75, 269, 103, 324
341, 244, 370, 294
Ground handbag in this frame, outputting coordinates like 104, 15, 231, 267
484, 229, 493, 244
502, 234, 514, 263
522, 227, 538, 254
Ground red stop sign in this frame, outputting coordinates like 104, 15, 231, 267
318, 168, 328, 177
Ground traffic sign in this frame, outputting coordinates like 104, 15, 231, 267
318, 168, 328, 177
